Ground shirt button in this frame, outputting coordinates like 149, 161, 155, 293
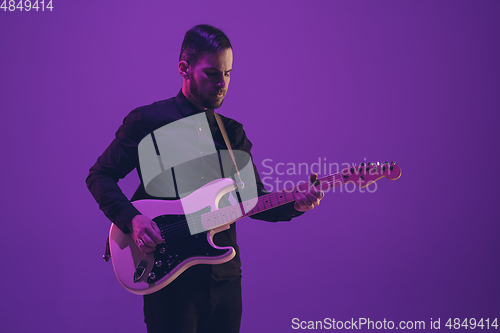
198, 128, 202, 131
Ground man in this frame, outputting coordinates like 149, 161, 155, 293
87, 24, 323, 333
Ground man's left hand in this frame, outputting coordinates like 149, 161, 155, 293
294, 173, 325, 212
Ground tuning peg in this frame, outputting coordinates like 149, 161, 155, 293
376, 162, 380, 165
383, 161, 389, 165
360, 163, 365, 166
367, 162, 373, 166
391, 161, 396, 165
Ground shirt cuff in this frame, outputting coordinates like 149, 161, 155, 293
114, 204, 142, 234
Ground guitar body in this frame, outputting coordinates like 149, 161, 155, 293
109, 178, 239, 295
108, 161, 402, 295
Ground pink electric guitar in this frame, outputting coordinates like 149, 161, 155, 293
108, 161, 401, 295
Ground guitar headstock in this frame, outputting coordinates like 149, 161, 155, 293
341, 161, 402, 188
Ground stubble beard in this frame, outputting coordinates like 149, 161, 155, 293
189, 76, 225, 109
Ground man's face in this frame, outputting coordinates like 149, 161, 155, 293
187, 48, 233, 109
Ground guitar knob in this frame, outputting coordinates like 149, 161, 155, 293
149, 272, 156, 280
155, 260, 162, 267
159, 247, 166, 254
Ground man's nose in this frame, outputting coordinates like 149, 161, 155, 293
216, 75, 226, 88
216, 79, 225, 88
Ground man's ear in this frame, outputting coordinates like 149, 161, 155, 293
179, 61, 190, 79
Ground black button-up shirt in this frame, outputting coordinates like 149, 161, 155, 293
86, 90, 303, 280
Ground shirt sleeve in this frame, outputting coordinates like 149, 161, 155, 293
86, 108, 149, 233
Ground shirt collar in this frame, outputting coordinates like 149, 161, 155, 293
174, 89, 215, 123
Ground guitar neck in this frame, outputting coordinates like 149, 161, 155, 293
241, 172, 344, 217
201, 172, 345, 230
200, 161, 401, 230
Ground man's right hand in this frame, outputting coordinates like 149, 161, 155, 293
127, 215, 165, 254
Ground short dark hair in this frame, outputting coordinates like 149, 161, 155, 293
179, 24, 232, 65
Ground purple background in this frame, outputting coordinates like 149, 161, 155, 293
1, 1, 499, 332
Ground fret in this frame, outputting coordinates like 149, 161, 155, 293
202, 214, 213, 230
229, 206, 240, 221
261, 196, 272, 210
284, 189, 295, 202
242, 201, 254, 214
318, 176, 330, 191
212, 215, 220, 228
269, 192, 279, 207
257, 198, 266, 212
250, 203, 260, 214
238, 203, 248, 217
331, 174, 342, 188
219, 208, 228, 224
276, 190, 287, 205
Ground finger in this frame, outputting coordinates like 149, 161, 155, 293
304, 191, 320, 206
294, 196, 307, 211
295, 195, 314, 211
312, 189, 324, 200
306, 179, 324, 199
308, 173, 323, 194
136, 238, 156, 254
309, 172, 318, 182
140, 244, 156, 254
140, 234, 157, 248
150, 222, 165, 244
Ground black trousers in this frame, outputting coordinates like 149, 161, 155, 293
143, 277, 242, 333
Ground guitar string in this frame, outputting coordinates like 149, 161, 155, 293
159, 176, 339, 230
156, 175, 342, 237
156, 173, 348, 238
154, 175, 343, 241
150, 167, 394, 241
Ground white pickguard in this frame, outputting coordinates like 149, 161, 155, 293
109, 178, 239, 295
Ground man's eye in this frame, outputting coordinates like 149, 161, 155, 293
224, 73, 230, 77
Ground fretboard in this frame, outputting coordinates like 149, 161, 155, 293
201, 172, 345, 230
